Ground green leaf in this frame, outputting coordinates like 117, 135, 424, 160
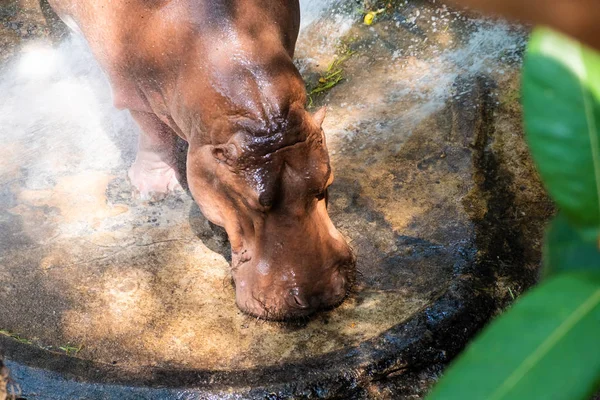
523, 28, 600, 238
544, 213, 600, 277
426, 272, 600, 400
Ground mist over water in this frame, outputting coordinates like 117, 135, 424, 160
383, 22, 525, 134
299, 0, 352, 34
0, 37, 135, 189
1, 0, 354, 191
0, 1, 525, 190
299, 0, 333, 29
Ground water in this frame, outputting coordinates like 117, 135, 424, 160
387, 21, 526, 133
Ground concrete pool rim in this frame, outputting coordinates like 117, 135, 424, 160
2, 269, 496, 398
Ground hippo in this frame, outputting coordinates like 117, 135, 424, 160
45, 0, 355, 320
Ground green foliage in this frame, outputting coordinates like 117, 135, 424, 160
427, 272, 600, 400
427, 27, 600, 400
544, 213, 600, 277
523, 28, 600, 239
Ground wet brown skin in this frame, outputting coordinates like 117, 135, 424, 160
45, 0, 355, 320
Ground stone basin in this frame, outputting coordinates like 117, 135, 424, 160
0, 1, 551, 398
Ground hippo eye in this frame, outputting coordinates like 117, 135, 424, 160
316, 188, 329, 206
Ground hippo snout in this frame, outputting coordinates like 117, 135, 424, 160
284, 269, 349, 310
234, 255, 355, 320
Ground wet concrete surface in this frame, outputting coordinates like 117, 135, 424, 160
0, 0, 552, 398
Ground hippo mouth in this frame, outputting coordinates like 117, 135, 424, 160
230, 249, 356, 320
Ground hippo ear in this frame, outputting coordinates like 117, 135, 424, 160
313, 107, 327, 128
211, 143, 238, 166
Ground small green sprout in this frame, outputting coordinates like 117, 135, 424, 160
507, 287, 515, 300
0, 329, 33, 345
59, 344, 84, 356
307, 43, 356, 106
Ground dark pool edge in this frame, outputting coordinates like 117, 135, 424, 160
2, 269, 497, 399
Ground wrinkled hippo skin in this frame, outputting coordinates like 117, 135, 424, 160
46, 0, 355, 320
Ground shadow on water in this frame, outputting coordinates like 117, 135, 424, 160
460, 74, 546, 300
188, 202, 231, 262
0, 202, 74, 351
329, 176, 463, 294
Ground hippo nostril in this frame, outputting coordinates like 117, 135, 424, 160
332, 271, 348, 298
289, 292, 310, 309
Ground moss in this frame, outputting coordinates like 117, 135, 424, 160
307, 39, 357, 107
59, 344, 84, 356
0, 329, 32, 345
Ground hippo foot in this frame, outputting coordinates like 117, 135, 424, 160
128, 159, 182, 201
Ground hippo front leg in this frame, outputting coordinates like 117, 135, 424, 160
128, 110, 182, 200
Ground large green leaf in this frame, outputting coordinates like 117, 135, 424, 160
544, 213, 600, 277
523, 28, 600, 238
426, 272, 600, 400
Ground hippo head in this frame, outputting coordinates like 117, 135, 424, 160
187, 106, 355, 320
